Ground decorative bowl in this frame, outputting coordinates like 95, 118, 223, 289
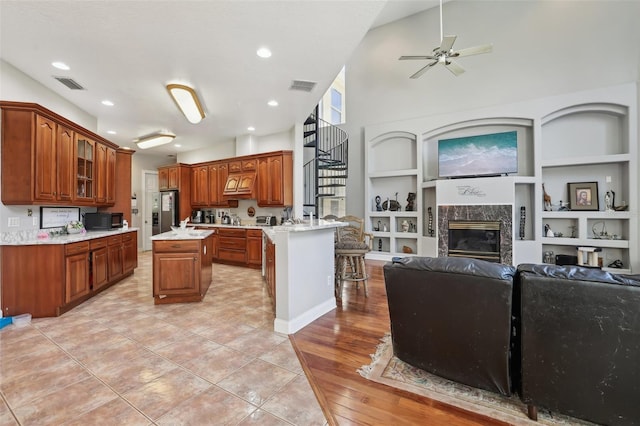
170, 225, 195, 234
67, 226, 83, 234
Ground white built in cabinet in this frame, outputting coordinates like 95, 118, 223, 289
364, 83, 637, 273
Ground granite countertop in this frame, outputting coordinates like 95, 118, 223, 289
1, 227, 139, 246
193, 223, 264, 230
150, 229, 214, 241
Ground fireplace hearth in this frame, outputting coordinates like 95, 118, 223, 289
448, 221, 501, 262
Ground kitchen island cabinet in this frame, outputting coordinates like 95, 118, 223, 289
0, 229, 138, 318
151, 230, 213, 304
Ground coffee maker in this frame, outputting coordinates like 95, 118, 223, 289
192, 210, 204, 224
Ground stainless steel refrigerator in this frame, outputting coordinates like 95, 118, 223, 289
151, 190, 179, 235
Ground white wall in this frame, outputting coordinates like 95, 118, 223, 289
343, 0, 640, 217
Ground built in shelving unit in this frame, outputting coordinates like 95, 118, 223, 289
364, 83, 638, 273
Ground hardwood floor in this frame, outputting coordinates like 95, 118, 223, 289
290, 260, 509, 426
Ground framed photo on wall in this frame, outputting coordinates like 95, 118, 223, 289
568, 182, 599, 211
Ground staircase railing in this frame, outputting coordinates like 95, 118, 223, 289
303, 114, 348, 214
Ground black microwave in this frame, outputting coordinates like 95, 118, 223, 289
84, 212, 124, 230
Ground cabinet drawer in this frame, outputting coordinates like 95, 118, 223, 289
218, 249, 246, 263
90, 238, 107, 250
65, 241, 90, 255
154, 240, 199, 253
218, 228, 246, 238
218, 237, 246, 250
107, 235, 122, 246
242, 159, 257, 171
247, 229, 263, 238
122, 232, 133, 242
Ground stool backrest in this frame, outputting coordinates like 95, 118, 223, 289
336, 215, 365, 243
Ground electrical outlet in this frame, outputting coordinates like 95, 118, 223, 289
33, 217, 39, 227
327, 275, 333, 287
27, 208, 33, 217
8, 217, 19, 227
606, 176, 612, 183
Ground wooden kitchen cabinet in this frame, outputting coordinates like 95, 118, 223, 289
106, 146, 117, 205
206, 162, 237, 207
265, 236, 276, 306
90, 238, 109, 291
65, 242, 90, 304
191, 165, 209, 206
95, 142, 107, 204
1, 230, 138, 318
152, 235, 213, 304
223, 172, 256, 198
158, 164, 187, 191
107, 234, 124, 280
246, 229, 263, 266
217, 228, 247, 264
123, 231, 138, 274
1, 102, 122, 207
257, 152, 293, 207
158, 167, 169, 190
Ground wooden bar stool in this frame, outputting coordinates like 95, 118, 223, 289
334, 215, 373, 299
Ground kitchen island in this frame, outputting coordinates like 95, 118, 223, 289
263, 219, 347, 334
150, 229, 214, 304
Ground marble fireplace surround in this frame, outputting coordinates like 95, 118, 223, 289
438, 205, 513, 265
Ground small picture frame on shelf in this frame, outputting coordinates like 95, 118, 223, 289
568, 181, 599, 211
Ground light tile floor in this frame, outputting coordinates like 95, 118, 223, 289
0, 252, 327, 426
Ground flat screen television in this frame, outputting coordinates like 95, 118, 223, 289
438, 130, 518, 178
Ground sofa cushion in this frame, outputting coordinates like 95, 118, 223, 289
517, 263, 640, 287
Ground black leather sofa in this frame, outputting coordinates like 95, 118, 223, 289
383, 256, 517, 396
384, 257, 640, 426
517, 263, 640, 426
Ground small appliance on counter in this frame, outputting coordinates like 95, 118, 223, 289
256, 215, 277, 226
192, 210, 204, 224
83, 212, 124, 230
221, 213, 231, 225
206, 210, 215, 224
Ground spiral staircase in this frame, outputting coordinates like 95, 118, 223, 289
303, 109, 348, 218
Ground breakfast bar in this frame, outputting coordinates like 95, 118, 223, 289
264, 219, 346, 334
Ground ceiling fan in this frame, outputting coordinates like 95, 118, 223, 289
399, 0, 492, 78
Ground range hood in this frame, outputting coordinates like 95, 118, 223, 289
223, 172, 256, 199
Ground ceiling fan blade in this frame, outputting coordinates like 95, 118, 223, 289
438, 35, 457, 53
410, 61, 438, 79
399, 55, 437, 61
445, 60, 465, 76
453, 43, 493, 57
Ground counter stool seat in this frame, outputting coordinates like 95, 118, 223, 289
334, 216, 373, 299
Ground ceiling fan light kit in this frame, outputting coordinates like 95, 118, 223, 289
135, 131, 176, 149
399, 0, 492, 78
166, 83, 206, 124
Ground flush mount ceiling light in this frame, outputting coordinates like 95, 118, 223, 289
256, 47, 272, 58
135, 131, 176, 149
51, 61, 70, 70
166, 83, 205, 124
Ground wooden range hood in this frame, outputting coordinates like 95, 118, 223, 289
222, 171, 256, 199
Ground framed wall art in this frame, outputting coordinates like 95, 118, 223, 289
568, 182, 599, 211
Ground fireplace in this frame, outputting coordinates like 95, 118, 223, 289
448, 221, 501, 262
438, 204, 513, 265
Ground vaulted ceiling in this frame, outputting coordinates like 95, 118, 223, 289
0, 1, 437, 155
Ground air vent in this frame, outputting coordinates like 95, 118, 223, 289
289, 80, 317, 92
53, 76, 86, 90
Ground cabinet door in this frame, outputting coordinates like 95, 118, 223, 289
106, 147, 117, 205
191, 165, 209, 206
158, 168, 169, 190
168, 166, 179, 189
208, 163, 221, 205
265, 238, 276, 303
108, 242, 124, 280
216, 163, 236, 207
153, 253, 199, 296
95, 143, 108, 204
74, 136, 95, 202
65, 252, 89, 303
123, 232, 137, 274
56, 125, 74, 202
92, 247, 109, 290
258, 156, 285, 206
34, 115, 57, 202
246, 234, 262, 265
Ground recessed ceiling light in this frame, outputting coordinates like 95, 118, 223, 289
101, 100, 114, 106
247, 126, 255, 132
267, 100, 278, 107
107, 130, 117, 135
174, 144, 182, 148
256, 47, 272, 58
122, 146, 132, 150
51, 61, 70, 70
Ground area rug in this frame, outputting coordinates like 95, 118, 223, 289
358, 334, 595, 426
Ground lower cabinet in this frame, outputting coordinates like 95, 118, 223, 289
0, 230, 138, 318
108, 235, 124, 280
65, 242, 90, 304
265, 236, 276, 307
217, 228, 247, 264
152, 235, 213, 304
246, 229, 262, 266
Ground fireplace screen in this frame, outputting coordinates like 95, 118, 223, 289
448, 221, 501, 262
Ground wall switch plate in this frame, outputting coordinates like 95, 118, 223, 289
33, 217, 39, 227
8, 217, 19, 227
606, 175, 612, 183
